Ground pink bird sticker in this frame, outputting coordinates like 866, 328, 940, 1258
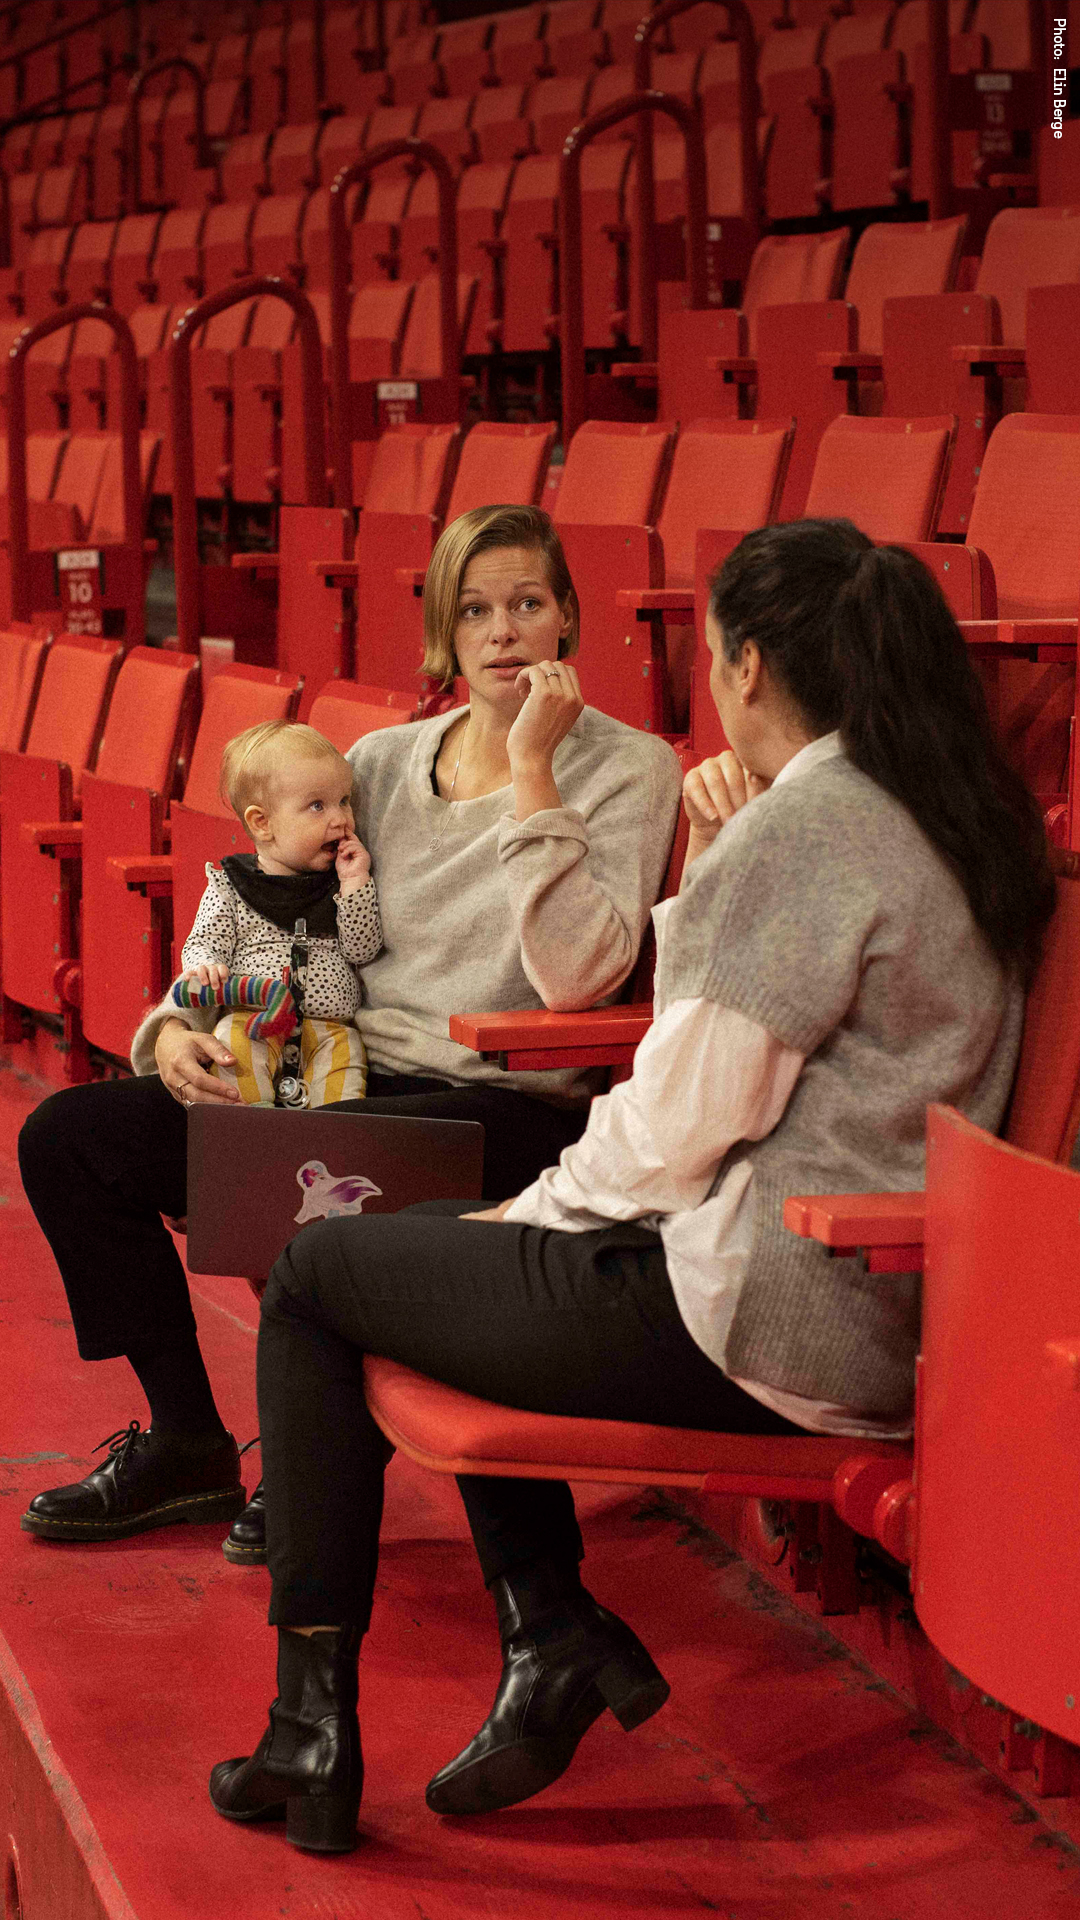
294, 1160, 384, 1224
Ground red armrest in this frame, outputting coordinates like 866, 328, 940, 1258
951, 343, 1026, 370
706, 356, 757, 381
395, 567, 426, 591
231, 553, 280, 580
784, 1190, 925, 1273
959, 618, 1077, 660
108, 852, 175, 898
312, 559, 361, 586
610, 361, 659, 382
21, 819, 83, 856
615, 587, 694, 621
449, 1002, 653, 1070
818, 350, 884, 376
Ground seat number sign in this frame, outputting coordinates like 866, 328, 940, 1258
56, 549, 104, 635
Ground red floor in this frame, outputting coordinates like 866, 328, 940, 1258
2, 1053, 1079, 1919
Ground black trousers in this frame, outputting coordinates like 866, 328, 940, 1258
17, 1071, 588, 1361
260, 1199, 800, 1630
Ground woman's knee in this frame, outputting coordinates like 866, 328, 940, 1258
18, 1086, 83, 1190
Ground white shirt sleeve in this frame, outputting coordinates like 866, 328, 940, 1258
503, 997, 806, 1230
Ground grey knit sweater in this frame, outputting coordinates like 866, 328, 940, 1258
658, 751, 1025, 1416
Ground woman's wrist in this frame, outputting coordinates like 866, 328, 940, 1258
510, 756, 563, 821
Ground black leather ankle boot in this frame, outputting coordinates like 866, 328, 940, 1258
425, 1562, 669, 1817
209, 1626, 363, 1852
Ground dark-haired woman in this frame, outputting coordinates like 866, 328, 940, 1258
211, 519, 1054, 1852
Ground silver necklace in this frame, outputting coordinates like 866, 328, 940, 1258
429, 718, 470, 852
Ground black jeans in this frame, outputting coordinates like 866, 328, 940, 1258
17, 1071, 588, 1361
259, 1200, 800, 1630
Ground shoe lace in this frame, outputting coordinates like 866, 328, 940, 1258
93, 1420, 145, 1471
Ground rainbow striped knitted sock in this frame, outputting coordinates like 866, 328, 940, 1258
171, 971, 298, 1040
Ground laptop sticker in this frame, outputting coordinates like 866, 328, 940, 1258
295, 1160, 384, 1224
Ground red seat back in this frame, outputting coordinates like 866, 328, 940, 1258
444, 422, 556, 521
361, 424, 461, 517
307, 681, 414, 754
555, 420, 674, 528
967, 414, 1080, 620
0, 624, 50, 752
93, 645, 198, 796
181, 664, 303, 817
804, 414, 955, 544
23, 632, 123, 796
918, 1101, 1080, 1743
657, 419, 793, 586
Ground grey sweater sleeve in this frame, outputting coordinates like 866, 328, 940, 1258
496, 739, 684, 1011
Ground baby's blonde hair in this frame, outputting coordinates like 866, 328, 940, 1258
219, 721, 349, 819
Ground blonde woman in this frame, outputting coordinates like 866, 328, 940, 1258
18, 505, 683, 1562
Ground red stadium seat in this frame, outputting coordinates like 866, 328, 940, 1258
247, 20, 287, 132
414, 95, 477, 174
489, 4, 547, 86
543, 0, 605, 76
472, 84, 532, 165
0, 631, 122, 1067
230, 297, 299, 504
268, 121, 322, 196
553, 418, 675, 731
803, 415, 956, 543
915, 1106, 1080, 1746
346, 422, 461, 689
151, 206, 208, 304
64, 216, 119, 306
220, 130, 272, 203
109, 212, 163, 315
437, 15, 495, 96
386, 28, 443, 107
0, 623, 52, 753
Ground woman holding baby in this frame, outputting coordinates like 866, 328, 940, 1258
16, 504, 683, 1558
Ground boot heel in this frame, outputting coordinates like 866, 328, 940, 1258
594, 1655, 671, 1733
285, 1791, 360, 1853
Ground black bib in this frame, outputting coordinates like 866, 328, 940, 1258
221, 855, 340, 938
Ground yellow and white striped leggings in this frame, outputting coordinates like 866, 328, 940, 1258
210, 1014, 368, 1107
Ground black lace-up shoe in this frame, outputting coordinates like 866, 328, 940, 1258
20, 1422, 246, 1542
223, 1479, 267, 1564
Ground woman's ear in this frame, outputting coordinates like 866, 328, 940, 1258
243, 802, 271, 843
738, 641, 763, 704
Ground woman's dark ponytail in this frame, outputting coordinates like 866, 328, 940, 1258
711, 520, 1056, 984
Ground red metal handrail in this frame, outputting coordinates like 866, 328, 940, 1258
927, 0, 949, 222
328, 138, 458, 510
6, 302, 140, 622
633, 0, 759, 364
126, 56, 208, 213
169, 277, 329, 655
559, 90, 707, 448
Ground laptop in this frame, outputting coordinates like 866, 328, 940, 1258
185, 1105, 486, 1279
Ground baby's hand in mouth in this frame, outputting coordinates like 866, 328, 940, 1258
334, 831, 372, 892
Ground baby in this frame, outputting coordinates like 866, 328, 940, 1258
177, 720, 382, 1107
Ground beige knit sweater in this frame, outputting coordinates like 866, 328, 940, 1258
131, 705, 683, 1104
